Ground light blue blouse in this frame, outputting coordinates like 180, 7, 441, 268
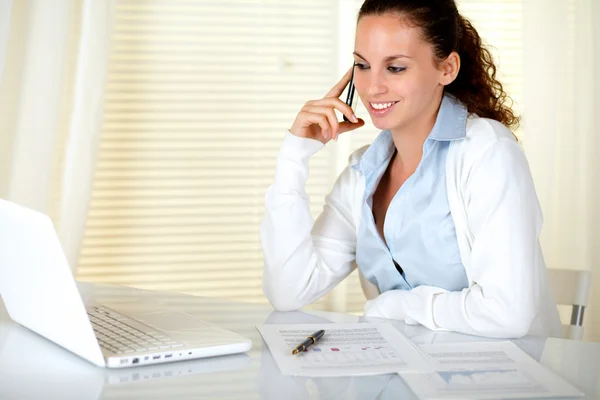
352, 94, 469, 293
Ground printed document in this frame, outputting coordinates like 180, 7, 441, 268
256, 323, 431, 377
399, 341, 584, 399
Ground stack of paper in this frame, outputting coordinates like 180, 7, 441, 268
257, 323, 584, 399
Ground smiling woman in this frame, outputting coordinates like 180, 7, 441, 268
261, 0, 562, 339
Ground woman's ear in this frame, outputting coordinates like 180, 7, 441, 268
439, 51, 460, 86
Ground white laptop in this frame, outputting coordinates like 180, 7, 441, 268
0, 199, 252, 368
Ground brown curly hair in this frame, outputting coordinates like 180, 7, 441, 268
358, 0, 520, 129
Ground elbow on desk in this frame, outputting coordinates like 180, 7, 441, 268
495, 295, 538, 338
441, 290, 537, 338
262, 275, 306, 312
266, 296, 303, 312
481, 318, 532, 339
473, 303, 535, 339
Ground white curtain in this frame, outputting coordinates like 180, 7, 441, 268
0, 0, 116, 270
0, 0, 11, 79
522, 0, 600, 341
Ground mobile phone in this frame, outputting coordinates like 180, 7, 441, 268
342, 64, 356, 122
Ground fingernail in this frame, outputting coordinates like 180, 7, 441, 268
351, 114, 358, 123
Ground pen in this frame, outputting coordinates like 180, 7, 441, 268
292, 329, 325, 355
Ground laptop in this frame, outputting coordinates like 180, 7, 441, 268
0, 199, 252, 368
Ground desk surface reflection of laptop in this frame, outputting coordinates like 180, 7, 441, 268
0, 199, 252, 368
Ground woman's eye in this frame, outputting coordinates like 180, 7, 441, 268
355, 63, 369, 70
388, 66, 407, 73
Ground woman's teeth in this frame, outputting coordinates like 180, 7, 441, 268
370, 101, 398, 110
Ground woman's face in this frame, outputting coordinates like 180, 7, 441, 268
353, 14, 446, 133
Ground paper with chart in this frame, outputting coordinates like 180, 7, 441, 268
399, 341, 584, 399
256, 323, 432, 377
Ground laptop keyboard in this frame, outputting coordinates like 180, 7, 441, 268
87, 305, 184, 355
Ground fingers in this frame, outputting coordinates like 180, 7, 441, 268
324, 67, 354, 99
291, 68, 360, 142
305, 97, 357, 125
302, 97, 362, 141
303, 105, 339, 139
298, 110, 332, 140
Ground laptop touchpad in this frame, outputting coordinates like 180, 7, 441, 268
136, 312, 210, 331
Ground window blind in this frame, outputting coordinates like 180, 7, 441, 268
77, 0, 339, 309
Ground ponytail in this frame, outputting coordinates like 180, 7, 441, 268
446, 15, 520, 129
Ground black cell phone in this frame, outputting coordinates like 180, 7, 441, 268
343, 64, 356, 123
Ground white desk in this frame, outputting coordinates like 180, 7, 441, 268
0, 282, 598, 399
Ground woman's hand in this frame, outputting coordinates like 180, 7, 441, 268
289, 68, 365, 143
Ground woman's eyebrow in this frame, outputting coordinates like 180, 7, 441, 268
353, 51, 412, 61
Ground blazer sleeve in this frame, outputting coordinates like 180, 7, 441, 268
260, 132, 360, 311
430, 138, 542, 337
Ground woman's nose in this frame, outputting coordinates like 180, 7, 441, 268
366, 73, 388, 97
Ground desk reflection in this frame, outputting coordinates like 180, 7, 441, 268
0, 322, 251, 400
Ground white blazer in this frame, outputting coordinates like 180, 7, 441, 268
261, 116, 562, 339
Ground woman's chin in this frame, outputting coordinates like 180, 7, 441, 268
370, 117, 395, 131
369, 114, 407, 132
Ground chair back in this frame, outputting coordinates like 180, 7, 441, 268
547, 269, 591, 340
